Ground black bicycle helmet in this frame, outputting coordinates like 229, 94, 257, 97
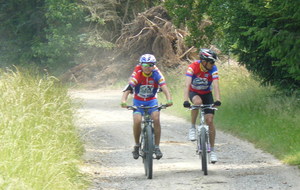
199, 48, 217, 62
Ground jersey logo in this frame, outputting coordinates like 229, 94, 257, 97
138, 85, 154, 98
192, 78, 209, 90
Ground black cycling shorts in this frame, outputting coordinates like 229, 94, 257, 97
189, 91, 215, 114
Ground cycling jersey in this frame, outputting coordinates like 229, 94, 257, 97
186, 60, 219, 95
130, 70, 166, 101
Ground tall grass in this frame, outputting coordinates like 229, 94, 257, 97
0, 68, 87, 189
162, 63, 300, 167
217, 64, 300, 166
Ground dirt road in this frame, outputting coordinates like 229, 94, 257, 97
70, 89, 300, 190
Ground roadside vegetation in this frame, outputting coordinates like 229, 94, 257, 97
0, 1, 299, 188
160, 63, 300, 168
0, 68, 87, 189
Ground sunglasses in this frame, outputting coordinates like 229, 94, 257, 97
141, 63, 155, 67
204, 60, 215, 65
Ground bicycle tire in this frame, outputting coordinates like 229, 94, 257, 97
141, 133, 146, 176
143, 125, 153, 179
200, 126, 208, 175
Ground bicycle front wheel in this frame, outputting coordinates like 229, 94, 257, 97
143, 125, 153, 179
200, 126, 208, 175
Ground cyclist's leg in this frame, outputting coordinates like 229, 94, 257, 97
152, 111, 163, 159
148, 99, 163, 158
190, 91, 203, 125
133, 113, 142, 144
188, 92, 203, 140
146, 99, 160, 146
152, 111, 160, 146
132, 113, 142, 159
132, 99, 144, 159
202, 93, 218, 162
201, 92, 216, 148
205, 114, 215, 148
133, 99, 145, 144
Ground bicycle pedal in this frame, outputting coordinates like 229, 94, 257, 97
139, 152, 145, 158
154, 155, 162, 160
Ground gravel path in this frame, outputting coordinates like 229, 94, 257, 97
70, 89, 300, 190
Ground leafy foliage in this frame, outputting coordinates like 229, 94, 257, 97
0, 0, 85, 70
0, 1, 45, 65
165, 0, 300, 93
164, 0, 213, 47
0, 0, 161, 73
33, 0, 85, 67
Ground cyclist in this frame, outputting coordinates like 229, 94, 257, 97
183, 48, 221, 163
121, 54, 173, 160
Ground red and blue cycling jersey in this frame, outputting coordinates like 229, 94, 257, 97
186, 60, 219, 95
130, 70, 166, 101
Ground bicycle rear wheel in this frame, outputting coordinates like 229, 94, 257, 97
200, 126, 208, 175
143, 125, 153, 179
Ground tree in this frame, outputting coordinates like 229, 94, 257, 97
0, 0, 162, 71
164, 0, 300, 93
164, 0, 213, 47
0, 0, 46, 65
0, 0, 85, 70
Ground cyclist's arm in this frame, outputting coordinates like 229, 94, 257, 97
184, 76, 192, 102
160, 85, 172, 106
212, 79, 221, 102
121, 90, 131, 108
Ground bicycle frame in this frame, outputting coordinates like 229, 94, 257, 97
197, 107, 210, 153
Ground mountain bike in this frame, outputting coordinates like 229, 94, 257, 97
127, 104, 168, 179
189, 104, 217, 175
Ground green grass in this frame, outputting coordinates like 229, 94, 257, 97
162, 63, 300, 168
0, 68, 88, 189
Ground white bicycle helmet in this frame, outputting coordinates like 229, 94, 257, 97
139, 54, 156, 64
200, 49, 217, 63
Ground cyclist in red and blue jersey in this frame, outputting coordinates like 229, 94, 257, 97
121, 54, 173, 160
183, 48, 221, 163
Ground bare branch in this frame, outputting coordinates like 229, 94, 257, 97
129, 27, 153, 39
179, 46, 195, 59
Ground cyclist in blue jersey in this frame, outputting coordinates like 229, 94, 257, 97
183, 48, 221, 163
121, 54, 173, 160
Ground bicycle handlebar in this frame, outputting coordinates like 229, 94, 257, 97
189, 104, 218, 111
127, 104, 169, 111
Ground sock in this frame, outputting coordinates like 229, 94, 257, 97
155, 145, 159, 149
191, 124, 196, 128
211, 147, 215, 152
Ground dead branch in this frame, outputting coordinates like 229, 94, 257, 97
179, 46, 195, 59
154, 16, 168, 23
129, 27, 153, 39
